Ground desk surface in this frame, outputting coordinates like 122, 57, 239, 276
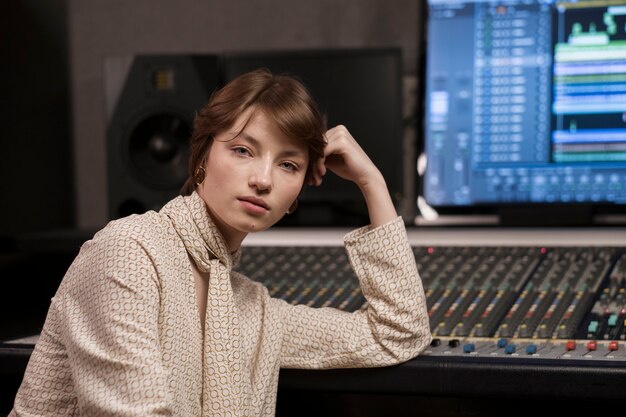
244, 226, 626, 246
2, 340, 625, 402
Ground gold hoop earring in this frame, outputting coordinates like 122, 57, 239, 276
287, 199, 298, 214
193, 166, 206, 186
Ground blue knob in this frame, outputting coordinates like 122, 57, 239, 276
463, 343, 475, 353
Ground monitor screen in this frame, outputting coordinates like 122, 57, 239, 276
221, 48, 404, 227
420, 0, 626, 222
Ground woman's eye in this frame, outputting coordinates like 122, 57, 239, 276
280, 162, 298, 172
233, 147, 250, 156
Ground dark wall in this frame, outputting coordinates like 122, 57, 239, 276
1, 3, 73, 409
0, 0, 73, 237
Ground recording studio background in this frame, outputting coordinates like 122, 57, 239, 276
1, 0, 420, 238
5, 2, 626, 416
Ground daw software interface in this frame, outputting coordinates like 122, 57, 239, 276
422, 0, 626, 209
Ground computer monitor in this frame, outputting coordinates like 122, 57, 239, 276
220, 48, 404, 227
419, 0, 626, 225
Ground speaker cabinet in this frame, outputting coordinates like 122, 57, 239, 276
105, 54, 220, 220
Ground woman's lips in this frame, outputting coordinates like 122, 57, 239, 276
238, 196, 269, 214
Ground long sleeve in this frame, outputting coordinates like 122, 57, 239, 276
277, 216, 431, 369
60, 232, 174, 415
12, 228, 175, 416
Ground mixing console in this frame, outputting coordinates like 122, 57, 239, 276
3, 234, 626, 409
236, 245, 626, 363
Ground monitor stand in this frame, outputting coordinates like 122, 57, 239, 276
498, 205, 594, 227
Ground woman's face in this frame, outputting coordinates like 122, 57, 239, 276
197, 108, 308, 249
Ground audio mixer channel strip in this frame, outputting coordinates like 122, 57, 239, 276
236, 245, 626, 363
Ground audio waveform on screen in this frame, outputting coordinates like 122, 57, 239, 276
552, 3, 626, 163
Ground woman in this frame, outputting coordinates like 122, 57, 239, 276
10, 69, 431, 416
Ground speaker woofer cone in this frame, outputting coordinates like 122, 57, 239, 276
127, 113, 190, 189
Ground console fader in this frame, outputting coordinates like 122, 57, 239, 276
236, 244, 626, 363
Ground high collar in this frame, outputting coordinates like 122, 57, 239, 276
161, 191, 241, 272
162, 192, 252, 412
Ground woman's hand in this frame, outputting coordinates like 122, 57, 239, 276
309, 125, 380, 189
309, 125, 398, 227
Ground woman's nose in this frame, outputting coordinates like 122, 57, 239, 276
249, 160, 273, 192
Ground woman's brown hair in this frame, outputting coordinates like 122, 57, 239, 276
180, 68, 327, 195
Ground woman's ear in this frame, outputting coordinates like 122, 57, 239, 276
193, 166, 206, 186
305, 157, 324, 186
287, 199, 298, 214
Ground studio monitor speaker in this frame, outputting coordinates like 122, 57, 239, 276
104, 54, 220, 220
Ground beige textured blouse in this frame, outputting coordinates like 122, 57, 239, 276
10, 192, 431, 416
